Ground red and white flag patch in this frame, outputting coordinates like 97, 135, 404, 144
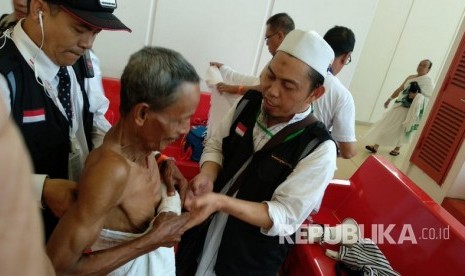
23, 108, 45, 123
235, 122, 247, 137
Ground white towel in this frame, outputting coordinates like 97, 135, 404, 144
205, 66, 223, 86
90, 186, 182, 275
91, 226, 175, 276
157, 184, 181, 215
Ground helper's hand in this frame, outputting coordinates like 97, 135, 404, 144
189, 173, 214, 197
216, 82, 237, 94
209, 62, 223, 68
183, 173, 214, 210
149, 212, 190, 248
160, 158, 188, 203
408, 92, 418, 99
183, 193, 221, 231
42, 178, 77, 217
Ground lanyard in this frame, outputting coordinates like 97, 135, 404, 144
255, 110, 307, 142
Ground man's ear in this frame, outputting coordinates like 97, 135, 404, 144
133, 103, 151, 126
308, 86, 326, 103
277, 31, 286, 42
30, 0, 46, 18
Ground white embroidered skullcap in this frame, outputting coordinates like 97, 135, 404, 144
277, 29, 335, 77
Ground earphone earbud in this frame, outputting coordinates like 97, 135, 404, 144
32, 9, 46, 89
38, 10, 43, 27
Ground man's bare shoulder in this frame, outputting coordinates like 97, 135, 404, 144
78, 145, 131, 201
86, 145, 128, 168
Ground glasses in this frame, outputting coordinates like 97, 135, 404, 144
265, 32, 278, 41
345, 54, 352, 65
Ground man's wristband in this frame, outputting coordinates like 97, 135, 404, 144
156, 154, 175, 165
238, 86, 245, 94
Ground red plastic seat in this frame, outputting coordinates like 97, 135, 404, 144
102, 77, 121, 125
282, 156, 465, 275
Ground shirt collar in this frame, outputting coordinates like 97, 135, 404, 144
12, 19, 60, 84
258, 103, 313, 128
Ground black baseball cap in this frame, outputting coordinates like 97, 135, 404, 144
48, 0, 131, 32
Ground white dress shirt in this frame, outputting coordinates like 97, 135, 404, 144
313, 72, 356, 143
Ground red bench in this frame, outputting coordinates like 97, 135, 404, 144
102, 77, 209, 180
282, 155, 465, 275
102, 77, 121, 125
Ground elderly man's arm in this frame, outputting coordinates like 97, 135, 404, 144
46, 153, 188, 275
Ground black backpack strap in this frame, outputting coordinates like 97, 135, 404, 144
260, 114, 318, 152
72, 56, 86, 92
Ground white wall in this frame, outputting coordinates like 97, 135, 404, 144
90, 0, 378, 93
149, 0, 271, 92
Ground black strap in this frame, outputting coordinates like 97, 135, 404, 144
226, 113, 319, 196
261, 114, 318, 152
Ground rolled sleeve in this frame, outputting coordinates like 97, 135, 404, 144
331, 95, 356, 143
219, 65, 260, 86
261, 140, 337, 236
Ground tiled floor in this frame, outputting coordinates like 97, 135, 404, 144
339, 124, 465, 226
334, 123, 411, 179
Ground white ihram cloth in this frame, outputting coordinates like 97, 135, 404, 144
91, 186, 181, 276
364, 75, 433, 147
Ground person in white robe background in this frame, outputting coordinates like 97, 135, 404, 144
364, 59, 434, 156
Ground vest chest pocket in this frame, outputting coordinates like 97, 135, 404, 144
256, 153, 294, 184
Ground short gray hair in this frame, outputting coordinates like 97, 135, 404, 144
119, 47, 200, 116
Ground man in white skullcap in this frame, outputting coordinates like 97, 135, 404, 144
177, 29, 337, 276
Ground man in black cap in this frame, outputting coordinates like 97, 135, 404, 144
0, 0, 133, 241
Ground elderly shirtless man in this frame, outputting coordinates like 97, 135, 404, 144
46, 47, 200, 275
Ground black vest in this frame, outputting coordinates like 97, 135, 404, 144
213, 91, 333, 275
0, 38, 94, 241
0, 37, 94, 179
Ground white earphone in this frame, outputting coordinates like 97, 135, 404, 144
38, 10, 43, 29
32, 10, 46, 88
